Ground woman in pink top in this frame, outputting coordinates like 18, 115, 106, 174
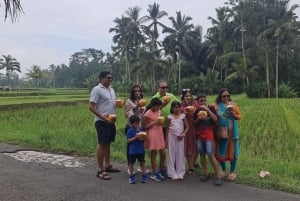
143, 98, 165, 182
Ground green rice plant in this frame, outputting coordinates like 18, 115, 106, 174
0, 92, 300, 193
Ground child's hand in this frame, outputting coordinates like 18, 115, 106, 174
177, 134, 185, 140
138, 107, 145, 113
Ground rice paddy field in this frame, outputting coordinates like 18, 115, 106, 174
0, 89, 299, 193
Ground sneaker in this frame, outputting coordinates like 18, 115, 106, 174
127, 169, 136, 175
129, 174, 136, 184
214, 178, 222, 186
158, 169, 166, 180
171, 175, 178, 180
200, 174, 210, 182
150, 173, 162, 182
142, 174, 148, 183
137, 167, 150, 174
177, 175, 184, 180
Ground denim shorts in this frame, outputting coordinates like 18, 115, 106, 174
196, 139, 214, 156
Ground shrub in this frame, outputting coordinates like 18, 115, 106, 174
279, 82, 298, 98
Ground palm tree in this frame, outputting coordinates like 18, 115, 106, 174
262, 3, 300, 98
207, 7, 230, 81
109, 15, 131, 85
139, 3, 168, 91
26, 65, 47, 87
163, 11, 195, 88
48, 64, 57, 88
110, 7, 146, 84
144, 3, 168, 53
1, 0, 23, 22
0, 54, 21, 87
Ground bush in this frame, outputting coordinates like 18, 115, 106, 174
279, 82, 298, 98
246, 82, 269, 98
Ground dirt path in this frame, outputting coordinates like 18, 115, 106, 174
0, 143, 299, 201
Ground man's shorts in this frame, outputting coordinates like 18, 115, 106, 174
196, 139, 214, 156
95, 120, 116, 145
128, 153, 145, 164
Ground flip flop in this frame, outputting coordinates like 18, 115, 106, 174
96, 170, 111, 180
105, 165, 121, 172
227, 172, 237, 181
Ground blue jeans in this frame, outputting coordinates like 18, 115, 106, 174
196, 139, 214, 156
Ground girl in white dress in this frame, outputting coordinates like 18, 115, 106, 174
166, 101, 189, 180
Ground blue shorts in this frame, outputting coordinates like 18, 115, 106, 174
95, 120, 116, 145
196, 140, 214, 156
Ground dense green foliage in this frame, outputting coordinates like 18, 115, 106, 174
1, 0, 299, 98
0, 91, 299, 193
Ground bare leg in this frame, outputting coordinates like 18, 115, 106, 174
104, 144, 111, 167
200, 153, 208, 175
159, 149, 166, 170
96, 144, 104, 171
128, 163, 135, 175
151, 150, 157, 173
208, 155, 221, 178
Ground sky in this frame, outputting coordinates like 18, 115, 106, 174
1, 0, 299, 77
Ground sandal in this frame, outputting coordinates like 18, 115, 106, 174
105, 165, 121, 173
220, 170, 226, 178
227, 172, 237, 181
188, 169, 194, 175
96, 170, 111, 180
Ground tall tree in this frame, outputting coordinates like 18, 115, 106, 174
0, 54, 21, 86
143, 2, 168, 90
144, 2, 168, 53
262, 3, 300, 98
26, 65, 47, 87
207, 6, 230, 80
163, 11, 195, 88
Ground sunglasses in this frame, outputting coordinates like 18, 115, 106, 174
182, 88, 190, 92
160, 86, 168, 89
222, 95, 230, 98
106, 76, 113, 80
134, 90, 141, 92
198, 96, 206, 99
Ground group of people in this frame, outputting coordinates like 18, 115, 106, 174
89, 71, 242, 186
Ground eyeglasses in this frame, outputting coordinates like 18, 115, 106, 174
106, 76, 113, 80
222, 95, 230, 98
160, 86, 168, 89
182, 89, 190, 92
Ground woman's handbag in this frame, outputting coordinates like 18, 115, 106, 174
218, 127, 228, 139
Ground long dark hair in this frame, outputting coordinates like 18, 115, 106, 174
129, 84, 143, 101
215, 88, 232, 103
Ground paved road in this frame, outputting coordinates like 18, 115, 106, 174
0, 143, 299, 201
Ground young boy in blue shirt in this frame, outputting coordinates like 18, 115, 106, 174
127, 115, 147, 184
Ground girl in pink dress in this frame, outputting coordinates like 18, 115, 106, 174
143, 98, 165, 182
166, 101, 189, 180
